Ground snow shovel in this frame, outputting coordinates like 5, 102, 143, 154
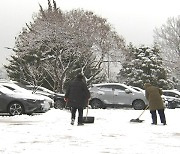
130, 105, 149, 123
82, 107, 95, 123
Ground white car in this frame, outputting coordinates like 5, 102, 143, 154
0, 81, 53, 112
89, 83, 149, 110
162, 89, 180, 109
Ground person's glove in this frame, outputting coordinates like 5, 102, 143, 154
64, 98, 68, 102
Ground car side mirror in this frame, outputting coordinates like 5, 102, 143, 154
125, 89, 132, 94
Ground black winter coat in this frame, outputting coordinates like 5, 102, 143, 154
65, 78, 90, 108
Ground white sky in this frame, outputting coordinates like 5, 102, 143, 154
0, 0, 180, 67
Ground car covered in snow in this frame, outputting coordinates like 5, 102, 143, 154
162, 89, 180, 109
0, 85, 44, 115
89, 83, 148, 110
24, 85, 65, 109
0, 81, 52, 113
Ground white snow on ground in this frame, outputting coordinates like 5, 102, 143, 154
0, 108, 180, 154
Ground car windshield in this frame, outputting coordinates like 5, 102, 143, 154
130, 86, 145, 93
132, 87, 141, 91
96, 85, 126, 91
163, 91, 180, 97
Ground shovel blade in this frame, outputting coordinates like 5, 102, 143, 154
130, 118, 144, 123
83, 116, 95, 123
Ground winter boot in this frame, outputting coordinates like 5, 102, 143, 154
78, 117, 84, 126
151, 122, 157, 125
71, 119, 75, 125
77, 123, 84, 126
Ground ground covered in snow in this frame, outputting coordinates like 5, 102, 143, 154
0, 108, 180, 154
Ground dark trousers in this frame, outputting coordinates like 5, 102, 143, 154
71, 107, 83, 123
150, 109, 166, 124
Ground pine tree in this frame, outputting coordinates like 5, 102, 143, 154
117, 46, 174, 89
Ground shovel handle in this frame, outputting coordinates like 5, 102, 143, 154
85, 107, 88, 119
137, 105, 149, 119
86, 100, 90, 118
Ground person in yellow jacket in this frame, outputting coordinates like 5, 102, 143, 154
144, 83, 166, 125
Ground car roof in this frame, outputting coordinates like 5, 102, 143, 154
92, 83, 127, 86
163, 89, 180, 95
91, 83, 137, 91
130, 86, 145, 93
0, 85, 15, 94
0, 84, 45, 100
26, 85, 55, 94
0, 82, 29, 92
0, 82, 53, 100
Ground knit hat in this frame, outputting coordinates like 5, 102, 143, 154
144, 83, 151, 89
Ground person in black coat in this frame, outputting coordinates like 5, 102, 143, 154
65, 74, 90, 125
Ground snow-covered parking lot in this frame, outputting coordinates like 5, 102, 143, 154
0, 108, 180, 154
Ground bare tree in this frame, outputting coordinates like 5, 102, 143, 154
5, 0, 126, 92
153, 16, 180, 83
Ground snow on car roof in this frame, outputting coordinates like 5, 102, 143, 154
0, 82, 30, 92
91, 83, 138, 92
163, 89, 180, 95
0, 85, 44, 100
26, 85, 55, 94
0, 85, 15, 94
0, 82, 48, 100
92, 83, 126, 86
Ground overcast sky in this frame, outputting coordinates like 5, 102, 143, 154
0, 0, 180, 68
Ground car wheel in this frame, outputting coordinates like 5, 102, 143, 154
133, 100, 145, 110
90, 99, 103, 109
54, 99, 65, 109
8, 102, 24, 116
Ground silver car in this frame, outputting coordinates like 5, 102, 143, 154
162, 89, 180, 109
89, 83, 148, 110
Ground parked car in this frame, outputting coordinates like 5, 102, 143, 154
130, 86, 145, 95
89, 83, 148, 110
0, 81, 52, 113
162, 90, 180, 109
24, 85, 65, 109
17, 84, 55, 108
0, 85, 44, 115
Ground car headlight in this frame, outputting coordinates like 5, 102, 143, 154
26, 99, 37, 104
